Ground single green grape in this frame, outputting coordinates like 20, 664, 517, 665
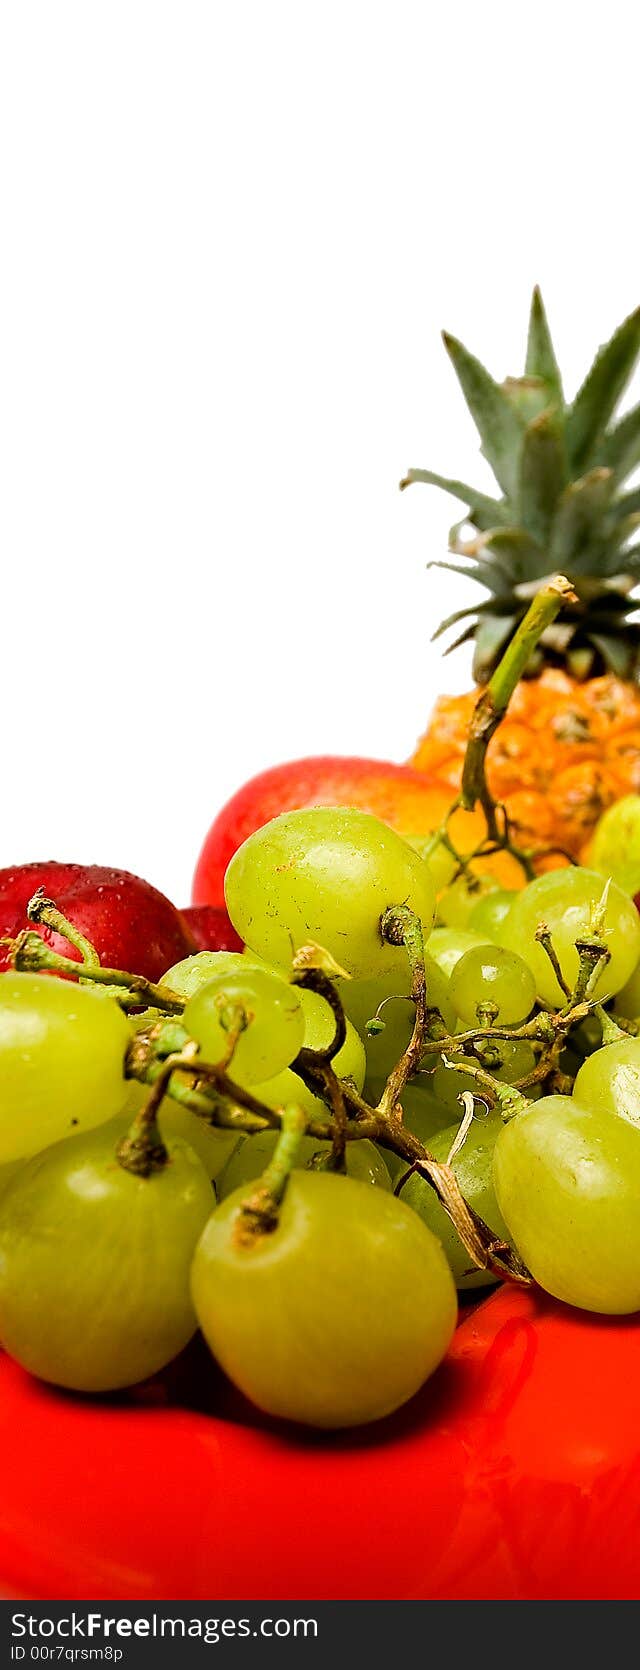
339, 955, 456, 1084
492, 1094, 640, 1313
589, 795, 640, 897
430, 1039, 539, 1116
500, 867, 640, 1007
426, 928, 489, 982
400, 1112, 511, 1289
0, 974, 132, 1164
406, 837, 458, 892
573, 1037, 640, 1125
250, 987, 366, 1119
162, 950, 250, 999
468, 888, 515, 939
224, 808, 436, 980
217, 1131, 390, 1199
614, 960, 640, 1022
449, 945, 537, 1028
437, 873, 500, 929
183, 966, 304, 1085
191, 1171, 457, 1427
0, 1124, 215, 1390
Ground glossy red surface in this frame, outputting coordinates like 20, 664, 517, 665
1, 1283, 639, 1600
0, 862, 195, 982
179, 904, 242, 953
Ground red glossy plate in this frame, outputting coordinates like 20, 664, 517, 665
1, 1283, 639, 1601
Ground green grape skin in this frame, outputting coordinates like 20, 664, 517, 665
162, 950, 250, 999
437, 873, 499, 929
249, 986, 365, 1114
468, 888, 516, 939
339, 956, 456, 1085
400, 1112, 511, 1289
492, 1095, 640, 1313
430, 1039, 539, 1116
0, 973, 132, 1164
573, 1038, 640, 1125
449, 945, 537, 1028
0, 1124, 215, 1390
217, 1131, 390, 1199
426, 928, 489, 982
191, 1171, 457, 1427
589, 795, 640, 897
500, 867, 640, 1008
614, 960, 640, 1022
224, 807, 436, 980
406, 837, 458, 893
122, 1083, 244, 1182
183, 967, 304, 1086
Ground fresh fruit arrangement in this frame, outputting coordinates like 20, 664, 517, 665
4, 578, 640, 1455
4, 300, 640, 1600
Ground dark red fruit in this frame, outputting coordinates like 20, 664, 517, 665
179, 905, 242, 954
0, 862, 196, 983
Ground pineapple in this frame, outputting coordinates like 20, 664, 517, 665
404, 291, 640, 859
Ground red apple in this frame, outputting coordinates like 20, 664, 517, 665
0, 861, 196, 983
180, 904, 242, 953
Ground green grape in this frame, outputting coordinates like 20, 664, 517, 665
0, 1160, 22, 1199
614, 960, 640, 1021
492, 1095, 640, 1313
437, 873, 499, 929
250, 987, 366, 1118
468, 888, 515, 939
430, 1039, 539, 1116
449, 945, 537, 1028
573, 1037, 640, 1124
122, 1080, 244, 1181
0, 974, 132, 1164
224, 808, 436, 980
589, 795, 640, 897
0, 1124, 215, 1390
340, 956, 456, 1085
407, 837, 458, 892
500, 867, 640, 1008
192, 1171, 457, 1427
162, 950, 250, 999
183, 966, 304, 1085
217, 1131, 390, 1199
426, 928, 489, 982
400, 1112, 511, 1289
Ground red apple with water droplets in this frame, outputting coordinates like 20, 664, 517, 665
0, 862, 195, 982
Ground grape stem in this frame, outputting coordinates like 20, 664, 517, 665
117, 1044, 200, 1177
377, 905, 427, 1116
26, 890, 101, 970
235, 1105, 308, 1244
10, 930, 187, 1015
460, 575, 577, 837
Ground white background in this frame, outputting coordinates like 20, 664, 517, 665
1, 0, 639, 906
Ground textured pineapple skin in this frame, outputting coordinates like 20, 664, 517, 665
411, 671, 640, 859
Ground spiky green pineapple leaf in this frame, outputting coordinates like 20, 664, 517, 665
472, 615, 520, 680
441, 332, 524, 500
399, 469, 509, 529
566, 306, 640, 472
479, 527, 546, 585
518, 407, 567, 546
550, 468, 614, 569
525, 288, 564, 407
597, 400, 640, 481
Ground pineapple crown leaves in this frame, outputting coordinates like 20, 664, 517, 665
401, 289, 640, 681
